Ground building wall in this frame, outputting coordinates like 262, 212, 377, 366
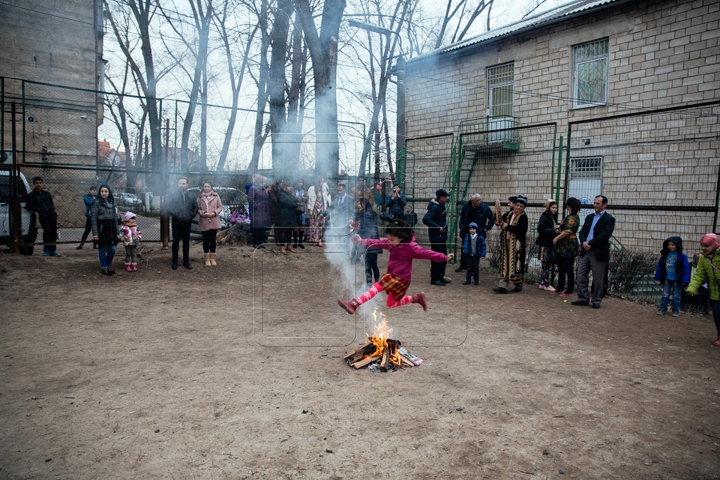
0, 0, 100, 165
404, 0, 720, 249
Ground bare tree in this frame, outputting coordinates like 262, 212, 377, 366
434, 0, 494, 49
349, 0, 410, 180
159, 0, 214, 171
212, 1, 258, 172
293, 0, 346, 179
104, 0, 166, 188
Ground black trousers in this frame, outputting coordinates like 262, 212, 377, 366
251, 227, 267, 247
80, 215, 96, 245
555, 256, 575, 294
430, 240, 447, 282
466, 254, 479, 282
39, 212, 57, 252
171, 220, 191, 263
201, 229, 218, 254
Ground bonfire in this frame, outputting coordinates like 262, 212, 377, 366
344, 309, 423, 371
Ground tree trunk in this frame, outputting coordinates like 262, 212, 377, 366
293, 0, 346, 180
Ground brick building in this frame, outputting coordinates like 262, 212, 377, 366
0, 0, 103, 165
402, 0, 720, 249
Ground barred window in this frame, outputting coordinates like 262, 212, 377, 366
487, 63, 514, 118
573, 39, 609, 108
569, 157, 603, 212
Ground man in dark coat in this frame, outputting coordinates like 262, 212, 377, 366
423, 188, 451, 286
572, 195, 616, 309
455, 193, 494, 272
27, 176, 59, 256
167, 177, 199, 270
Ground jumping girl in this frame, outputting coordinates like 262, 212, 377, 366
338, 219, 454, 314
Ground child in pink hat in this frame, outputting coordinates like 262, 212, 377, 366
118, 212, 142, 272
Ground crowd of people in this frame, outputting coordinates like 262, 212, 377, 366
26, 174, 720, 347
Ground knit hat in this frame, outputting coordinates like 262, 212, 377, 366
700, 233, 720, 249
123, 211, 136, 222
515, 195, 528, 206
436, 189, 449, 198
468, 222, 478, 229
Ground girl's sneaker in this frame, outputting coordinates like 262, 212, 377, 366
132, 264, 138, 272
125, 265, 132, 272
559, 292, 573, 297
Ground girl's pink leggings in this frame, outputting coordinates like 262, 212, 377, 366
354, 281, 413, 308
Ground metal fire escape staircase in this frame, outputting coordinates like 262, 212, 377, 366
446, 117, 521, 261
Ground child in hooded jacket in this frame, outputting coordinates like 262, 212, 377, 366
119, 211, 142, 272
338, 219, 454, 314
654, 235, 690, 316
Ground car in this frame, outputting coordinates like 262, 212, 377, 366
115, 192, 144, 208
0, 170, 38, 255
187, 187, 247, 233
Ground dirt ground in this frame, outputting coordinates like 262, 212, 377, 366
1, 240, 719, 479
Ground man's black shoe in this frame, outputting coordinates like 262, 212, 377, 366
455, 267, 465, 272
592, 303, 601, 309
462, 281, 471, 285
172, 262, 178, 270
431, 280, 446, 286
571, 300, 589, 306
184, 262, 192, 270
492, 287, 508, 294
442, 277, 452, 283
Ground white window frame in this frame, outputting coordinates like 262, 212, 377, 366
487, 62, 514, 119
568, 156, 604, 217
573, 38, 609, 109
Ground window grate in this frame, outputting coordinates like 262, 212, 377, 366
570, 157, 603, 178
573, 38, 609, 108
487, 63, 514, 118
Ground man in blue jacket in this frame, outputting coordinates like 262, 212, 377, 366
77, 185, 98, 250
572, 195, 616, 309
423, 188, 451, 286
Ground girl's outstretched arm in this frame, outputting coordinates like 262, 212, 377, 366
408, 242, 452, 262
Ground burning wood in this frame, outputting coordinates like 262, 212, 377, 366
344, 309, 423, 372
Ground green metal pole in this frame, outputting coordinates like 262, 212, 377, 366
556, 136, 564, 202
21, 81, 25, 163
1, 77, 4, 162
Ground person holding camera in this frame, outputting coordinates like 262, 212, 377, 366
386, 184, 407, 220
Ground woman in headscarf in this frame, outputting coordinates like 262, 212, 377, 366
91, 185, 120, 276
197, 181, 223, 266
552, 197, 582, 297
536, 199, 558, 291
306, 175, 330, 247
686, 233, 720, 346
493, 195, 528, 294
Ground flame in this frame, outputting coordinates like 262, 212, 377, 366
364, 309, 402, 365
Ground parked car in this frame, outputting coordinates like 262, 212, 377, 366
0, 170, 38, 255
187, 187, 247, 234
115, 192, 144, 209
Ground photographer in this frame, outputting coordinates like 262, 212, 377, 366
386, 184, 407, 220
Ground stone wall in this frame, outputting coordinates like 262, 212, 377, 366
404, 0, 720, 250
0, 0, 100, 165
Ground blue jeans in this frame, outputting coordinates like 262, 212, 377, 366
660, 279, 682, 312
98, 245, 116, 269
365, 252, 380, 285
710, 300, 720, 332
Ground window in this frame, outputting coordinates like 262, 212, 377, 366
568, 157, 603, 216
573, 39, 609, 108
487, 63, 514, 118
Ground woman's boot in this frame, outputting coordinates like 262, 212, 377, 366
210, 253, 217, 266
204, 254, 211, 266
